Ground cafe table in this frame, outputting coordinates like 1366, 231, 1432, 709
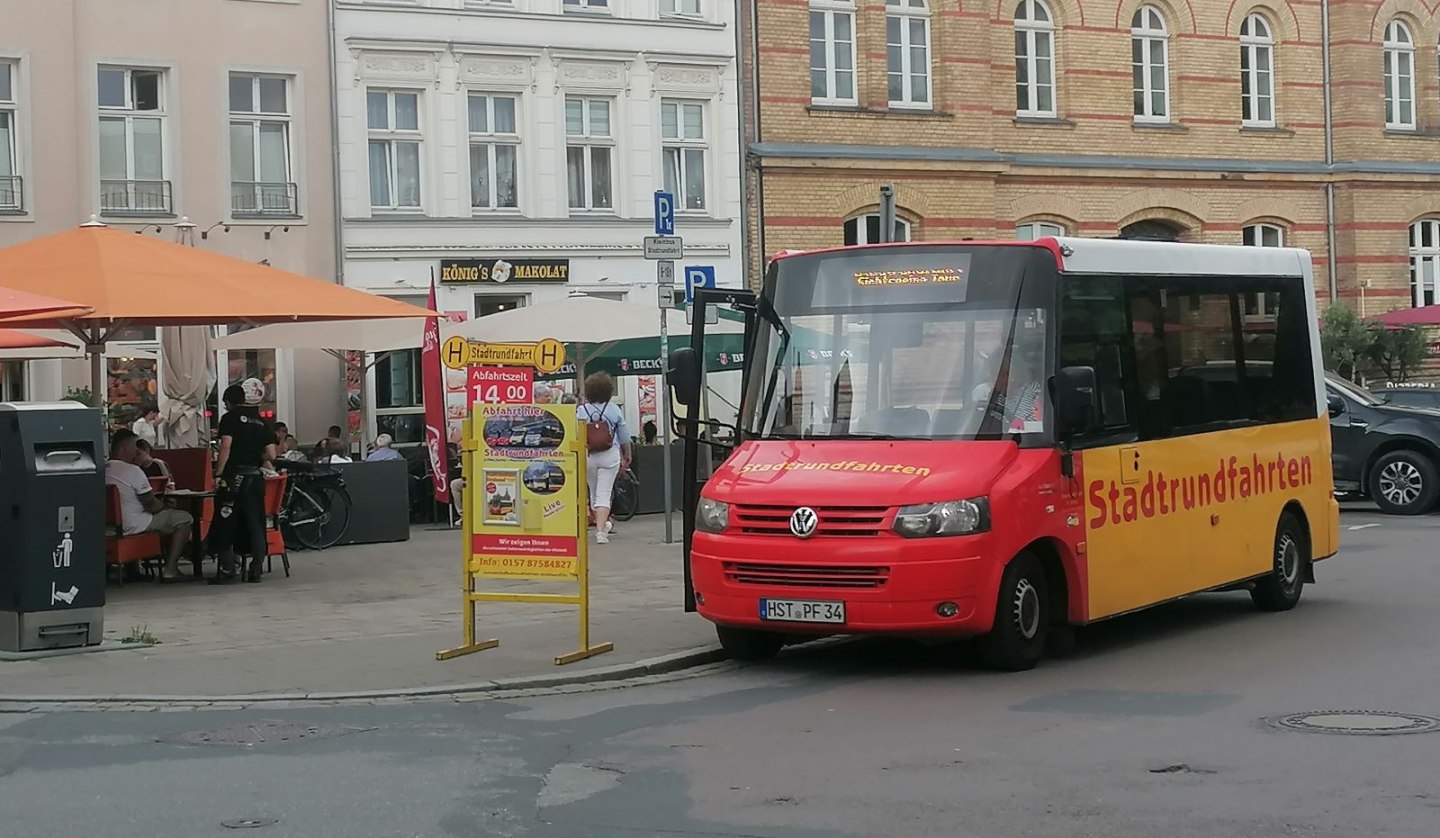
159, 488, 215, 579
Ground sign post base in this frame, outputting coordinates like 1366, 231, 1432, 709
555, 642, 615, 666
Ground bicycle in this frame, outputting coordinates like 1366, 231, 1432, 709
275, 461, 353, 550
610, 467, 639, 522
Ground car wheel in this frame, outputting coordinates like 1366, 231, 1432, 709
976, 552, 1048, 672
1368, 449, 1440, 515
715, 625, 784, 662
1251, 512, 1306, 612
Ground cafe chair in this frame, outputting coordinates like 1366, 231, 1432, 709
104, 485, 161, 585
263, 473, 290, 577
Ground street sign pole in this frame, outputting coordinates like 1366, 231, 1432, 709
652, 191, 678, 545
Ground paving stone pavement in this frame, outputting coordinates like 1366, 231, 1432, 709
1, 515, 720, 701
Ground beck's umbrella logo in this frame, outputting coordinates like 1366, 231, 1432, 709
789, 506, 818, 539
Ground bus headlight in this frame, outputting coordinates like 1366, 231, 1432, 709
893, 498, 989, 538
696, 497, 730, 533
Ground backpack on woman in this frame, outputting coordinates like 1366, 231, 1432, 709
583, 402, 614, 452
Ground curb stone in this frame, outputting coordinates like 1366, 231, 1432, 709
0, 645, 728, 711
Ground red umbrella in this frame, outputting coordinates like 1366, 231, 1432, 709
0, 328, 71, 349
1374, 305, 1440, 328
0, 286, 91, 323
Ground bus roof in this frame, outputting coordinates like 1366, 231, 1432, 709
771, 237, 1311, 279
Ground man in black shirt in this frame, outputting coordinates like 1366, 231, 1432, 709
208, 384, 278, 584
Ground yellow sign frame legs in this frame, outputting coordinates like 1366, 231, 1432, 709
436, 416, 614, 666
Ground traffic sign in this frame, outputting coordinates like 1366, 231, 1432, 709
684, 265, 716, 304
653, 191, 675, 236
441, 336, 566, 374
643, 236, 683, 260
657, 260, 675, 285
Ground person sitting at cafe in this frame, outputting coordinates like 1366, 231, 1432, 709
314, 425, 345, 460
134, 439, 171, 480
366, 433, 404, 462
642, 420, 658, 446
106, 429, 192, 583
280, 436, 308, 462
322, 438, 352, 464
273, 421, 292, 451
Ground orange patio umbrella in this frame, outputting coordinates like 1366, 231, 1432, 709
0, 287, 91, 323
0, 328, 73, 350
0, 222, 436, 406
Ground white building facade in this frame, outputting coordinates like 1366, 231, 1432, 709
334, 0, 743, 444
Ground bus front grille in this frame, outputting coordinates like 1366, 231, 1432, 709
723, 562, 891, 589
731, 504, 889, 537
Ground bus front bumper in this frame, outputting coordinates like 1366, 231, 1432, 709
689, 534, 1004, 636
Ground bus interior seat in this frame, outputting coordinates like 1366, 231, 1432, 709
930, 408, 968, 435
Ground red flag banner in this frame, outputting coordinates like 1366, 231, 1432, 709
422, 279, 451, 503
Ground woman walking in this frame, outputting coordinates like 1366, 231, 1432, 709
577, 372, 630, 544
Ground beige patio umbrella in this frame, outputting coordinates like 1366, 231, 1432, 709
160, 326, 213, 447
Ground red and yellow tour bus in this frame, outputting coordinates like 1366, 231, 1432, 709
667, 237, 1340, 670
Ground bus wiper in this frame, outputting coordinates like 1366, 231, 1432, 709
833, 432, 923, 440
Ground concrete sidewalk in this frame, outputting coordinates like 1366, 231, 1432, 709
1, 515, 719, 700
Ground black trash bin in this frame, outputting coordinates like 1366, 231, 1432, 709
0, 402, 106, 652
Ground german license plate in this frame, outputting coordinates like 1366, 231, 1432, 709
759, 598, 845, 624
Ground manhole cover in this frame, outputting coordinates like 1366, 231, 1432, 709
221, 818, 277, 829
1268, 711, 1440, 736
162, 720, 371, 748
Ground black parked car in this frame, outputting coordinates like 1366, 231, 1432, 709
1327, 373, 1440, 514
1373, 383, 1440, 410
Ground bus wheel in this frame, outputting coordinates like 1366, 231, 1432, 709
716, 626, 784, 662
978, 552, 1048, 672
1251, 513, 1307, 612
1369, 450, 1440, 515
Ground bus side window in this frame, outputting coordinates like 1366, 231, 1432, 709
1241, 281, 1318, 423
1059, 276, 1136, 433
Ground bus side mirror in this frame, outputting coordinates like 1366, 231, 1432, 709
1326, 392, 1345, 417
668, 347, 701, 406
1052, 366, 1099, 437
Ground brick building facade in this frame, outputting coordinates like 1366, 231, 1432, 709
740, 0, 1440, 318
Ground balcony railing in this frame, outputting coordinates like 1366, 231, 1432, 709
100, 179, 173, 217
0, 175, 22, 213
231, 181, 300, 218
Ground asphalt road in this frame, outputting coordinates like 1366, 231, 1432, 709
3, 504, 1438, 838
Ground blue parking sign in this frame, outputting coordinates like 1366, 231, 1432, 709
684, 265, 716, 304
653, 191, 675, 236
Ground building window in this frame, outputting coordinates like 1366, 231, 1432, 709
1120, 219, 1182, 241
97, 66, 170, 216
1014, 0, 1056, 118
563, 0, 608, 11
661, 100, 706, 211
1131, 6, 1169, 122
1242, 222, 1285, 318
366, 89, 422, 210
1384, 20, 1416, 130
1409, 219, 1440, 307
886, 0, 931, 108
467, 93, 519, 211
229, 73, 296, 217
844, 214, 910, 245
1240, 14, 1275, 127
0, 61, 19, 212
660, 0, 701, 16
1016, 221, 1065, 239
809, 0, 857, 105
566, 97, 613, 212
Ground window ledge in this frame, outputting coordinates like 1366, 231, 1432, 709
1384, 128, 1440, 139
1133, 120, 1186, 132
1240, 125, 1294, 137
805, 104, 953, 120
1013, 116, 1076, 128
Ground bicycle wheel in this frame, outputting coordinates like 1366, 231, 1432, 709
610, 471, 638, 522
289, 484, 353, 550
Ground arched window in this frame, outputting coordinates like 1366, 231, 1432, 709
1409, 219, 1440, 307
1120, 219, 1182, 241
1242, 222, 1285, 318
1240, 14, 1275, 127
886, 0, 931, 108
844, 214, 911, 245
1131, 6, 1169, 122
1014, 0, 1056, 118
1016, 221, 1065, 239
1384, 20, 1416, 130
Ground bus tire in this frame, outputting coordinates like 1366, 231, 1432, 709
1368, 449, 1440, 515
1251, 512, 1306, 612
977, 552, 1048, 672
716, 625, 783, 662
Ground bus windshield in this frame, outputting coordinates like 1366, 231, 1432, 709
740, 244, 1059, 442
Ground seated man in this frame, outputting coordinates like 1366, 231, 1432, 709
366, 433, 404, 462
106, 430, 193, 582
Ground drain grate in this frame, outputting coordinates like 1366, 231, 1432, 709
221, 818, 277, 829
162, 720, 372, 748
1268, 711, 1440, 736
